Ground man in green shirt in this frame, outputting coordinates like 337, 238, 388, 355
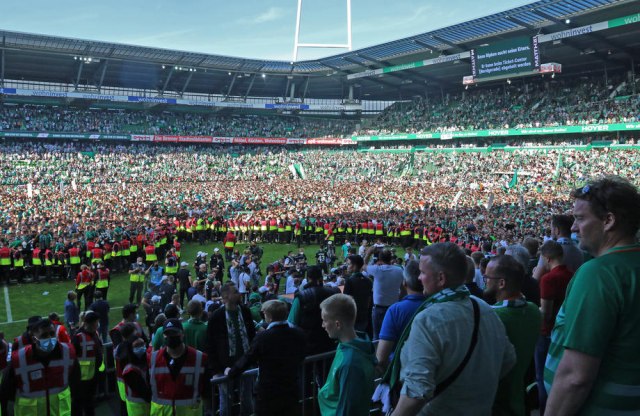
545, 176, 640, 415
183, 299, 207, 352
318, 293, 376, 416
485, 255, 541, 416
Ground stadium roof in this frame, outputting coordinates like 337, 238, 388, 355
1, 0, 639, 101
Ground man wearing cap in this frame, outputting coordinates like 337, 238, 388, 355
71, 311, 103, 416
152, 304, 181, 351
0, 318, 80, 415
176, 261, 193, 308
148, 318, 208, 416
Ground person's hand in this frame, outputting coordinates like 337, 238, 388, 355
224, 367, 231, 376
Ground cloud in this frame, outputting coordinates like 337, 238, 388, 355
252, 7, 286, 24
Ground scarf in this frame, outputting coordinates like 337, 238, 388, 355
225, 306, 250, 358
383, 285, 471, 391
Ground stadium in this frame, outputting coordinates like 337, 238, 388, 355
0, 0, 639, 414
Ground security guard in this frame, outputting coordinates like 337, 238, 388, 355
95, 262, 111, 300
0, 318, 79, 416
148, 319, 208, 416
71, 311, 103, 416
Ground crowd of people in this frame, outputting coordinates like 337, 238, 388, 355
0, 105, 358, 138
366, 73, 640, 135
1, 73, 638, 140
0, 72, 639, 414
0, 174, 638, 416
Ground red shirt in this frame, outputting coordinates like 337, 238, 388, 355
540, 265, 574, 336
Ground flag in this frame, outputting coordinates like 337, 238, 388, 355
27, 183, 33, 198
290, 163, 306, 179
508, 169, 518, 189
553, 154, 563, 179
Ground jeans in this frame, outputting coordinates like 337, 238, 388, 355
534, 335, 551, 415
218, 375, 254, 416
372, 304, 389, 341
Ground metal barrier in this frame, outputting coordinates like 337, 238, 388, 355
210, 347, 383, 416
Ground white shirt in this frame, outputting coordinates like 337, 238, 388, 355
285, 275, 298, 295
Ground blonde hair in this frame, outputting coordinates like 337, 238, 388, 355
320, 294, 356, 326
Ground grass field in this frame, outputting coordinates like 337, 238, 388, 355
0, 241, 325, 341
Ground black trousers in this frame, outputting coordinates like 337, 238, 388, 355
71, 379, 97, 416
77, 286, 94, 311
129, 282, 143, 304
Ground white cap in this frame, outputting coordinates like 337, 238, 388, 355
180, 261, 189, 267
214, 248, 220, 252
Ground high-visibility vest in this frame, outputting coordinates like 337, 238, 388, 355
112, 243, 121, 258
14, 257, 25, 268
130, 243, 138, 253
77, 270, 94, 290
129, 266, 145, 283
122, 240, 131, 256
123, 363, 151, 416
375, 224, 384, 236
68, 247, 81, 265
0, 248, 11, 266
96, 269, 110, 289
75, 331, 100, 381
149, 347, 205, 416
44, 250, 54, 266
196, 219, 204, 231
114, 344, 127, 402
145, 246, 157, 262
91, 248, 103, 264
13, 343, 74, 416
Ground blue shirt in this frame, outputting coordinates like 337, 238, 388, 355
149, 266, 164, 286
379, 294, 426, 343
64, 299, 79, 327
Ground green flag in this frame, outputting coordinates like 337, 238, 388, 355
508, 169, 518, 189
553, 154, 563, 179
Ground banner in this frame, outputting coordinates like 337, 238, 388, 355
352, 122, 640, 141
131, 134, 154, 142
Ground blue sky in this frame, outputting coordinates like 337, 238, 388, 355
1, 0, 533, 61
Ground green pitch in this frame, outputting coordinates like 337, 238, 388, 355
0, 241, 325, 341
